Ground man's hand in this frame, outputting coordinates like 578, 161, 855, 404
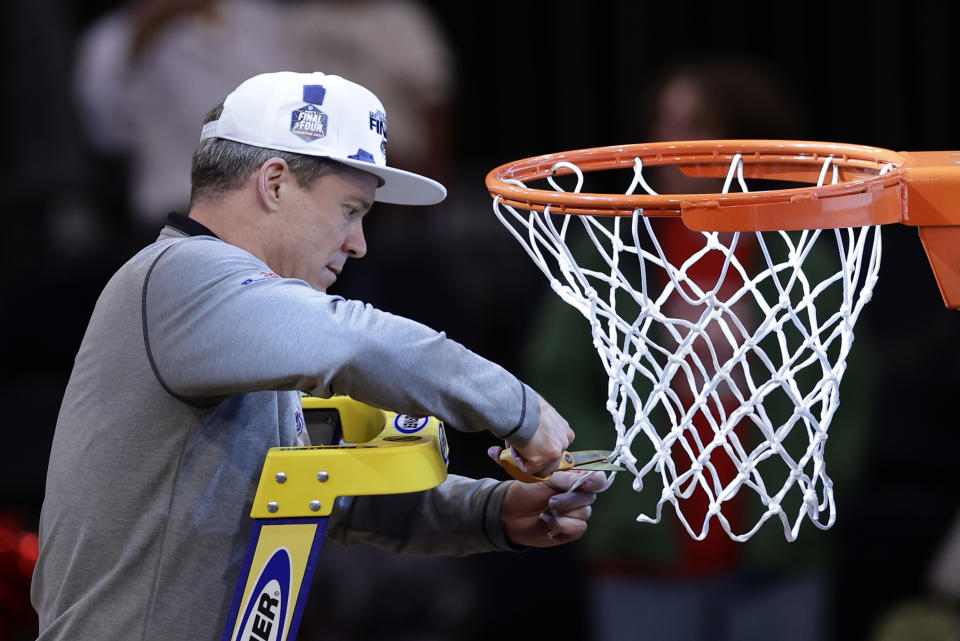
505, 395, 574, 478
490, 446, 609, 547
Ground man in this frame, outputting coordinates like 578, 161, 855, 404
32, 71, 604, 640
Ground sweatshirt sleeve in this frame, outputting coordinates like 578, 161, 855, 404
326, 475, 518, 555
142, 237, 539, 443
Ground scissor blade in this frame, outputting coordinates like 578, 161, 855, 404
573, 462, 626, 472
566, 450, 617, 467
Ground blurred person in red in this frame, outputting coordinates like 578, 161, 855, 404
520, 54, 876, 641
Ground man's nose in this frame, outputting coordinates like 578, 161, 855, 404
344, 221, 367, 259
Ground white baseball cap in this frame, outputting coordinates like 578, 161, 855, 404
199, 71, 446, 206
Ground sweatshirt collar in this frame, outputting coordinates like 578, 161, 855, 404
164, 212, 219, 239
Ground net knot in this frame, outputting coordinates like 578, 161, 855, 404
548, 279, 568, 296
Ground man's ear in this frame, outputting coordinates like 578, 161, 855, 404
255, 157, 292, 212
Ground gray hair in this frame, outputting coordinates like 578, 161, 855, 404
190, 101, 340, 204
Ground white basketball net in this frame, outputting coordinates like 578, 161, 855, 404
492, 154, 888, 541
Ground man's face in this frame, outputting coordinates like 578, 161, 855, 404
271, 166, 378, 292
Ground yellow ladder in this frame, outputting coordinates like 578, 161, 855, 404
222, 396, 449, 641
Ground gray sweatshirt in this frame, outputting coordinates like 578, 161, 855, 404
31, 218, 539, 640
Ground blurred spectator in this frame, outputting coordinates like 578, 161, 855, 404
519, 54, 876, 641
73, 0, 302, 245
285, 0, 454, 186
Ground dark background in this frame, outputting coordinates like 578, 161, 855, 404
2, 1, 959, 640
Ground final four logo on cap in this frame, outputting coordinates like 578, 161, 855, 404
290, 85, 328, 142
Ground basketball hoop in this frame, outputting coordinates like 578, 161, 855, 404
486, 140, 960, 541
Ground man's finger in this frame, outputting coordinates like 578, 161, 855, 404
492, 446, 556, 483
540, 512, 589, 541
488, 445, 532, 472
544, 470, 609, 493
548, 489, 598, 513
520, 450, 560, 478
548, 505, 592, 521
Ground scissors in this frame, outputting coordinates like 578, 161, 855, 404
498, 448, 624, 483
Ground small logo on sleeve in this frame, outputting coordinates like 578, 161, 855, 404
240, 272, 281, 286
294, 410, 305, 436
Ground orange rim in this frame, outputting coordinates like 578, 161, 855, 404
485, 139, 908, 230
